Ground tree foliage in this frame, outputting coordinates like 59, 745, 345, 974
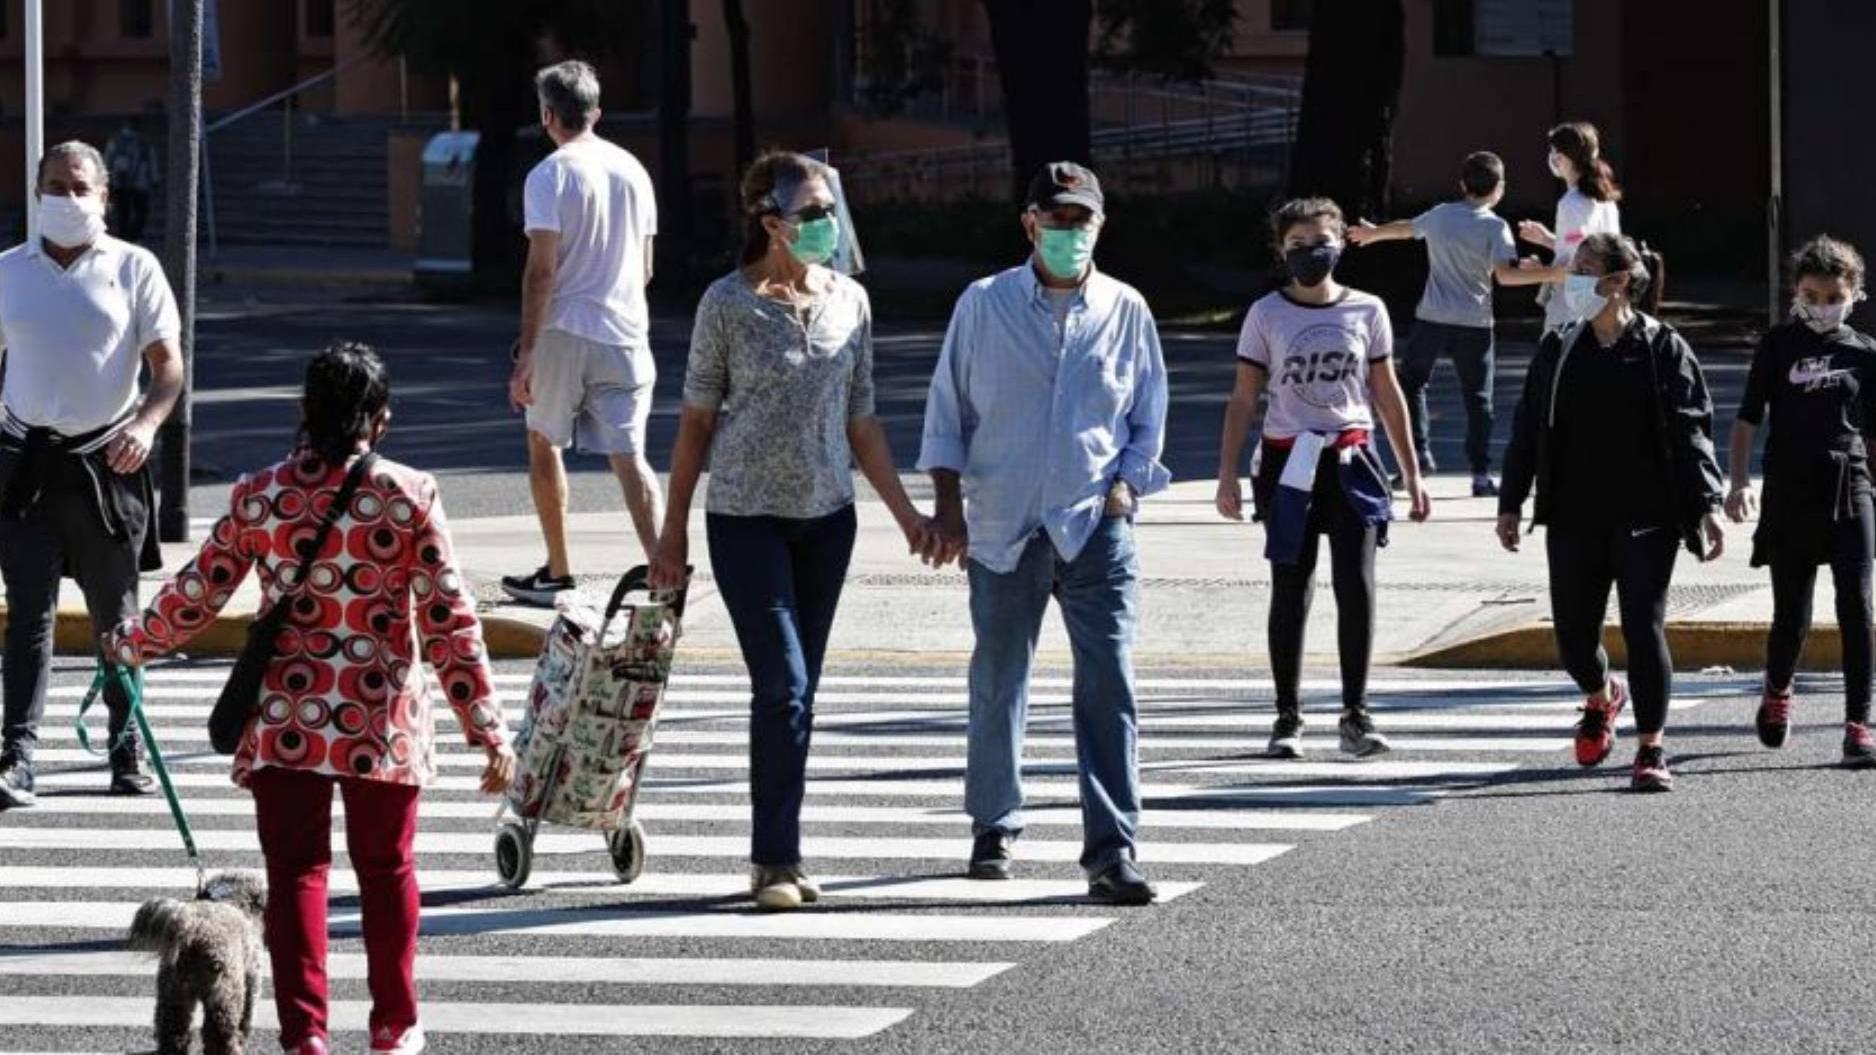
1092, 0, 1238, 82
857, 0, 956, 117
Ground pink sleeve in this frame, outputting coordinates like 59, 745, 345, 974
409, 477, 508, 749
106, 486, 256, 664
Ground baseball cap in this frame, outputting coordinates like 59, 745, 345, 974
1026, 161, 1103, 214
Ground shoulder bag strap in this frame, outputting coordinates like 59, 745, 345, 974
276, 452, 378, 604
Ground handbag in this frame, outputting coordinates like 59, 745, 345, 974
208, 453, 378, 754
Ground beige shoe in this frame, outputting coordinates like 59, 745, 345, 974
751, 865, 803, 911
789, 867, 821, 904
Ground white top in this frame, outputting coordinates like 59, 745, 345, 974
523, 137, 659, 348
1544, 187, 1622, 328
0, 235, 181, 434
1236, 288, 1394, 440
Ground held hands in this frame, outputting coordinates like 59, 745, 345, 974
480, 742, 518, 795
106, 420, 157, 475
1725, 486, 1758, 524
920, 506, 969, 569
1495, 513, 1522, 552
1346, 220, 1379, 247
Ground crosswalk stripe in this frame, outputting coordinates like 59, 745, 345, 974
23, 748, 1522, 781
0, 796, 1371, 831
132, 671, 1551, 693
0, 828, 1294, 866
22, 769, 1447, 804
0, 995, 912, 1040
0, 867, 1206, 904
0, 902, 1115, 943
0, 950, 1013, 989
30, 722, 1568, 754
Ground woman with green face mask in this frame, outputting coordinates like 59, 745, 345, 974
649, 151, 933, 911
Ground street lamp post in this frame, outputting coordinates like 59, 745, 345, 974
24, 0, 42, 240
158, 0, 205, 543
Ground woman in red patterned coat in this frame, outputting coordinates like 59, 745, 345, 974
107, 343, 517, 1055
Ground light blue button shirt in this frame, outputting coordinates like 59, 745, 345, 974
918, 262, 1172, 575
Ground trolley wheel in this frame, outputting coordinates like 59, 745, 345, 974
495, 821, 534, 890
608, 819, 647, 884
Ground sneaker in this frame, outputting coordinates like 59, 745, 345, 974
1087, 860, 1158, 906
1338, 708, 1391, 758
1264, 709, 1304, 759
1631, 744, 1674, 792
500, 565, 575, 608
109, 767, 154, 796
0, 756, 36, 809
1843, 723, 1876, 768
1755, 688, 1793, 749
1471, 474, 1500, 498
1573, 678, 1628, 768
967, 830, 1014, 881
788, 867, 822, 904
371, 1024, 426, 1055
1387, 472, 1405, 493
751, 864, 804, 911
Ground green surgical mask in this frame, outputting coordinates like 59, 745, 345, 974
786, 215, 840, 266
1036, 225, 1097, 280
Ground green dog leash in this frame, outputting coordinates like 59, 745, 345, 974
74, 662, 206, 894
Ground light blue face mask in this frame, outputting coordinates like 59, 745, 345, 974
1036, 225, 1098, 280
1564, 273, 1609, 322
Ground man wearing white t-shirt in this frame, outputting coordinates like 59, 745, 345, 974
0, 143, 183, 807
504, 60, 664, 606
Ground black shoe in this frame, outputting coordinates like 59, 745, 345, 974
1088, 860, 1158, 906
1418, 453, 1437, 475
1337, 707, 1391, 758
1470, 474, 1500, 498
1264, 709, 1304, 759
1387, 472, 1404, 493
110, 768, 155, 796
0, 755, 37, 809
967, 830, 1014, 880
500, 565, 575, 608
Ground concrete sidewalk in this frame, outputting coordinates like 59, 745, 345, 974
11, 475, 1832, 673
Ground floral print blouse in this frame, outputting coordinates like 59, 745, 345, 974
107, 450, 509, 788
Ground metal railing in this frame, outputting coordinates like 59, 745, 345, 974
200, 55, 375, 255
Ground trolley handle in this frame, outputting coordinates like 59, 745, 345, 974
600, 564, 692, 633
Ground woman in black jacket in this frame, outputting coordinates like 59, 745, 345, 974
1496, 233, 1727, 792
1725, 235, 1876, 768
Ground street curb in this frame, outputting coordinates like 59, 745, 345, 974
202, 264, 412, 289
2, 606, 551, 662
1403, 620, 1832, 671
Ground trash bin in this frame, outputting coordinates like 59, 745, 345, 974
415, 131, 479, 291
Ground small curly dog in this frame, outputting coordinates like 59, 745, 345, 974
127, 871, 267, 1055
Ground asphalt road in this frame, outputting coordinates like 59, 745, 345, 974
184, 286, 1762, 521
0, 658, 1867, 1053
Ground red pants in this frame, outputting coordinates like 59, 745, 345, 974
251, 766, 422, 1048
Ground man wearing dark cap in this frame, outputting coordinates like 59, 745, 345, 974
918, 161, 1170, 905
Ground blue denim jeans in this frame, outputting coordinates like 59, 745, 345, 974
965, 516, 1142, 874
706, 505, 857, 867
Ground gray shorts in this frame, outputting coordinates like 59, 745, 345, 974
526, 328, 655, 455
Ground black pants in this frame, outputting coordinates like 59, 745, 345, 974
706, 505, 856, 867
0, 455, 146, 770
1397, 321, 1496, 475
1765, 494, 1876, 722
1263, 451, 1380, 712
1545, 523, 1680, 735
110, 189, 151, 243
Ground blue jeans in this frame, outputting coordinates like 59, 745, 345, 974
707, 505, 857, 867
965, 517, 1142, 874
1397, 320, 1496, 475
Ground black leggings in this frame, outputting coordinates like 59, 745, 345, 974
1264, 456, 1379, 712
1545, 524, 1680, 735
1765, 495, 1875, 722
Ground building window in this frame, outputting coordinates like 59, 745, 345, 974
120, 0, 155, 39
306, 0, 336, 38
1271, 0, 1313, 32
1435, 0, 1572, 57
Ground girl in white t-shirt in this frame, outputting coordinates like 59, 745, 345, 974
1517, 122, 1623, 332
1215, 198, 1432, 762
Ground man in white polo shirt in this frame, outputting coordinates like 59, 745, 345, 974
0, 142, 183, 807
503, 59, 664, 606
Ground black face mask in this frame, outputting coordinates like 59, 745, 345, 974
1284, 244, 1342, 288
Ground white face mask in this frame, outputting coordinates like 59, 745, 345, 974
1564, 273, 1609, 322
38, 192, 106, 249
1792, 298, 1857, 334
1547, 152, 1566, 179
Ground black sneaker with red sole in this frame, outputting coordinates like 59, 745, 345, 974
1631, 744, 1674, 792
1756, 689, 1794, 749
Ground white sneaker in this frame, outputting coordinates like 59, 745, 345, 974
371, 1023, 426, 1055
752, 865, 803, 911
790, 867, 822, 904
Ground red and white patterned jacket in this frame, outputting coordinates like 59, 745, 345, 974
108, 450, 509, 788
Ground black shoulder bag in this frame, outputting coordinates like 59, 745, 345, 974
209, 453, 378, 754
